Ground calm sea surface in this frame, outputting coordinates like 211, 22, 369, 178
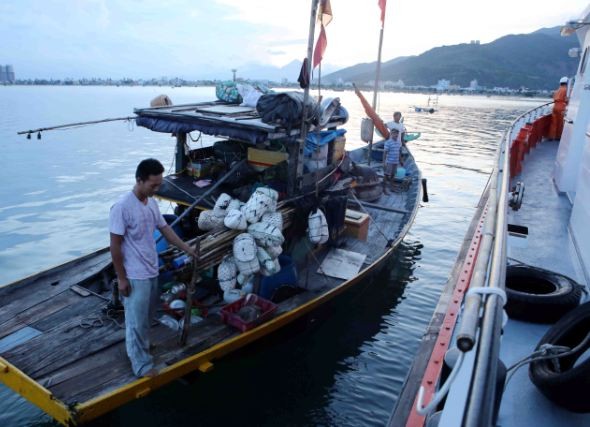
0, 86, 543, 426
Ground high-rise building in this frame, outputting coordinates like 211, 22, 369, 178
6, 65, 15, 82
0, 65, 15, 83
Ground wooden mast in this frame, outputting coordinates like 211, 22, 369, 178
291, 0, 320, 196
368, 4, 387, 165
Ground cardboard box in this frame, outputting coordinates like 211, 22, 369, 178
247, 147, 288, 171
344, 209, 370, 241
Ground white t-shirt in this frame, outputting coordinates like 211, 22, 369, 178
109, 191, 167, 279
386, 121, 406, 142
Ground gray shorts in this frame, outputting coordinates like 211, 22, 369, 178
384, 163, 398, 178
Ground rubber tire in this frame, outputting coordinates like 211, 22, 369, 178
529, 301, 590, 413
505, 265, 582, 323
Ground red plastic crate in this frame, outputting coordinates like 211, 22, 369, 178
220, 295, 278, 332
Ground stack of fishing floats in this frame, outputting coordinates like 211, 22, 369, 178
162, 187, 330, 302
213, 188, 285, 301
160, 187, 290, 301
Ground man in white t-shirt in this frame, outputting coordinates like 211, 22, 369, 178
109, 158, 196, 377
386, 111, 406, 144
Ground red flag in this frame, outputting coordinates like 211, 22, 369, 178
313, 26, 327, 69
312, 0, 332, 69
378, 0, 387, 26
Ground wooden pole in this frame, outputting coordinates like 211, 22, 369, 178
368, 23, 386, 166
293, 0, 320, 195
176, 132, 187, 173
16, 116, 134, 136
156, 159, 247, 243
179, 236, 200, 346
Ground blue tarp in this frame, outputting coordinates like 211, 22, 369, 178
304, 129, 346, 156
135, 117, 269, 144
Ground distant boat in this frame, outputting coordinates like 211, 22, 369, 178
413, 95, 438, 113
413, 106, 436, 113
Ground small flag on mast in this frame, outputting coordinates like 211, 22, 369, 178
378, 0, 387, 26
312, 0, 332, 69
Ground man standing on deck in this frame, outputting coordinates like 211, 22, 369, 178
387, 111, 406, 145
548, 77, 569, 140
109, 158, 196, 377
382, 128, 402, 194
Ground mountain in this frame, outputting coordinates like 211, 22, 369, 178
323, 27, 579, 89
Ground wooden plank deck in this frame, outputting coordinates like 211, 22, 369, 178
0, 157, 420, 415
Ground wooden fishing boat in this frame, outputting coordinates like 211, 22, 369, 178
0, 20, 428, 427
389, 7, 590, 426
0, 95, 422, 425
0, 2, 424, 424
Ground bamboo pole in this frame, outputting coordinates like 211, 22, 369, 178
294, 0, 321, 195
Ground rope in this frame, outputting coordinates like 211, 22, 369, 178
79, 307, 124, 329
163, 176, 197, 201
504, 330, 590, 386
348, 190, 392, 245
416, 351, 466, 416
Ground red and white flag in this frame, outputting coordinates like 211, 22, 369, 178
312, 0, 332, 69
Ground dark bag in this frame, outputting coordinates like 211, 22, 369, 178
256, 92, 318, 131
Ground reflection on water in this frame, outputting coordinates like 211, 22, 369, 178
0, 86, 541, 426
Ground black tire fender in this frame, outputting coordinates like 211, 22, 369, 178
505, 265, 582, 323
529, 301, 590, 413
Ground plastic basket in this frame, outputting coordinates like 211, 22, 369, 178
220, 295, 278, 332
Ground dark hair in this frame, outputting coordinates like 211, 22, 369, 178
136, 158, 164, 181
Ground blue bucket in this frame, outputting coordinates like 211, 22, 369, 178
259, 255, 297, 299
395, 167, 406, 179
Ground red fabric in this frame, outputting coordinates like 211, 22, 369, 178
312, 1, 333, 69
353, 85, 390, 138
313, 26, 327, 69
319, 0, 333, 26
378, 0, 387, 25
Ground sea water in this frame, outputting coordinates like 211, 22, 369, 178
0, 86, 541, 426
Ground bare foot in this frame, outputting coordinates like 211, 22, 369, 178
143, 368, 159, 378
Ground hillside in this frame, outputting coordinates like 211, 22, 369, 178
324, 27, 579, 89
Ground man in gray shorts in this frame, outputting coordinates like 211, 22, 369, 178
109, 158, 196, 377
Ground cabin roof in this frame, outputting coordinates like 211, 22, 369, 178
134, 100, 347, 144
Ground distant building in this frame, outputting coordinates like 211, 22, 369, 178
0, 65, 15, 83
468, 79, 479, 91
384, 79, 405, 89
470, 40, 480, 45
435, 79, 450, 91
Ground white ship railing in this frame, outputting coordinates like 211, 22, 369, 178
436, 101, 554, 427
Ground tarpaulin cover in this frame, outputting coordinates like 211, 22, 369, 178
135, 117, 268, 144
305, 129, 346, 156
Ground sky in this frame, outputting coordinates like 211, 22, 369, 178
0, 0, 588, 80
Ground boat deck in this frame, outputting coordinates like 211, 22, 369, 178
508, 138, 586, 282
0, 154, 420, 423
499, 138, 589, 427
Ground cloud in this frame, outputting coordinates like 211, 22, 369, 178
1, 0, 588, 79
